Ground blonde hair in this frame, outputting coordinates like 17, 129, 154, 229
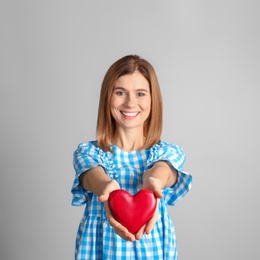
97, 55, 163, 151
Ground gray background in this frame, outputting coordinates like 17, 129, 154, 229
1, 1, 259, 259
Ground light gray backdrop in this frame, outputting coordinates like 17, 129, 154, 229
1, 1, 259, 259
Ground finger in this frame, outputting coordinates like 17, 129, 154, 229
98, 193, 109, 202
113, 223, 136, 242
135, 225, 146, 240
144, 200, 159, 234
104, 202, 135, 241
145, 217, 157, 234
153, 189, 163, 199
145, 211, 159, 234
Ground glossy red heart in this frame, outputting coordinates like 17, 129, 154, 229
108, 189, 157, 234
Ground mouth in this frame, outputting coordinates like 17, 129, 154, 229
121, 111, 139, 117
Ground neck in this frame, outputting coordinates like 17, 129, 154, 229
112, 128, 145, 151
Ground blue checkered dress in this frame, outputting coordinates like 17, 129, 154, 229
72, 141, 192, 259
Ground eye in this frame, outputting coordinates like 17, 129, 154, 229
137, 92, 145, 97
115, 91, 126, 96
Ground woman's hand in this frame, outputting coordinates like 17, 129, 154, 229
104, 201, 136, 242
98, 179, 121, 202
135, 161, 177, 240
135, 176, 163, 240
98, 180, 136, 242
141, 176, 164, 199
135, 198, 160, 240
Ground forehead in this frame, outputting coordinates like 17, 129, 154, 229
115, 72, 150, 90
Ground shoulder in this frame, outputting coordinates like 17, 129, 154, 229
74, 140, 114, 156
73, 141, 114, 174
73, 141, 106, 160
75, 140, 99, 153
150, 141, 184, 155
147, 141, 186, 171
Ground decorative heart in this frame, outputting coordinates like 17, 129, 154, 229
108, 189, 157, 234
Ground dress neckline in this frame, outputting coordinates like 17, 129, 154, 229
111, 144, 148, 154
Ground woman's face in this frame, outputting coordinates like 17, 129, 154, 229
110, 71, 151, 133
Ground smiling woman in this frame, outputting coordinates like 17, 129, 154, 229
71, 55, 192, 260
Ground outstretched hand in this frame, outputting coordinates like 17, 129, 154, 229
141, 176, 164, 199
98, 180, 136, 242
135, 176, 164, 240
104, 201, 136, 241
135, 198, 159, 240
98, 179, 120, 202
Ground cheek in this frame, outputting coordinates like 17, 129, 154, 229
110, 96, 121, 109
144, 98, 151, 112
110, 97, 117, 111
110, 98, 121, 119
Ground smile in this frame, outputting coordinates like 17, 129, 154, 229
121, 112, 139, 117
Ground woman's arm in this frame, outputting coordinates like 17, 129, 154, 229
79, 166, 114, 198
79, 166, 136, 241
142, 161, 177, 197
135, 161, 177, 240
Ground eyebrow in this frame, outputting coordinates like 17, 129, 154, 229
113, 86, 148, 92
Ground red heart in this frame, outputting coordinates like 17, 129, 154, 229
108, 189, 157, 234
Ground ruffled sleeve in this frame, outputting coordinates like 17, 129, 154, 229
71, 141, 112, 206
146, 141, 192, 206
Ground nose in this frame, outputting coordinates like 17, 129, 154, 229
124, 94, 136, 108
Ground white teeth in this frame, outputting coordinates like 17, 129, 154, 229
122, 112, 138, 116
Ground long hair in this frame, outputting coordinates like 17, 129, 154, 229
96, 55, 163, 151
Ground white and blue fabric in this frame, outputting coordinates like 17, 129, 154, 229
72, 141, 192, 260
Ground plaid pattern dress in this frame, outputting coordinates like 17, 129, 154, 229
72, 141, 192, 260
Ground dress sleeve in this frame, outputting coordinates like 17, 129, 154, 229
71, 141, 102, 206
146, 142, 192, 206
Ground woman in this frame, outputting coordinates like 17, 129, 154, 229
72, 55, 192, 259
